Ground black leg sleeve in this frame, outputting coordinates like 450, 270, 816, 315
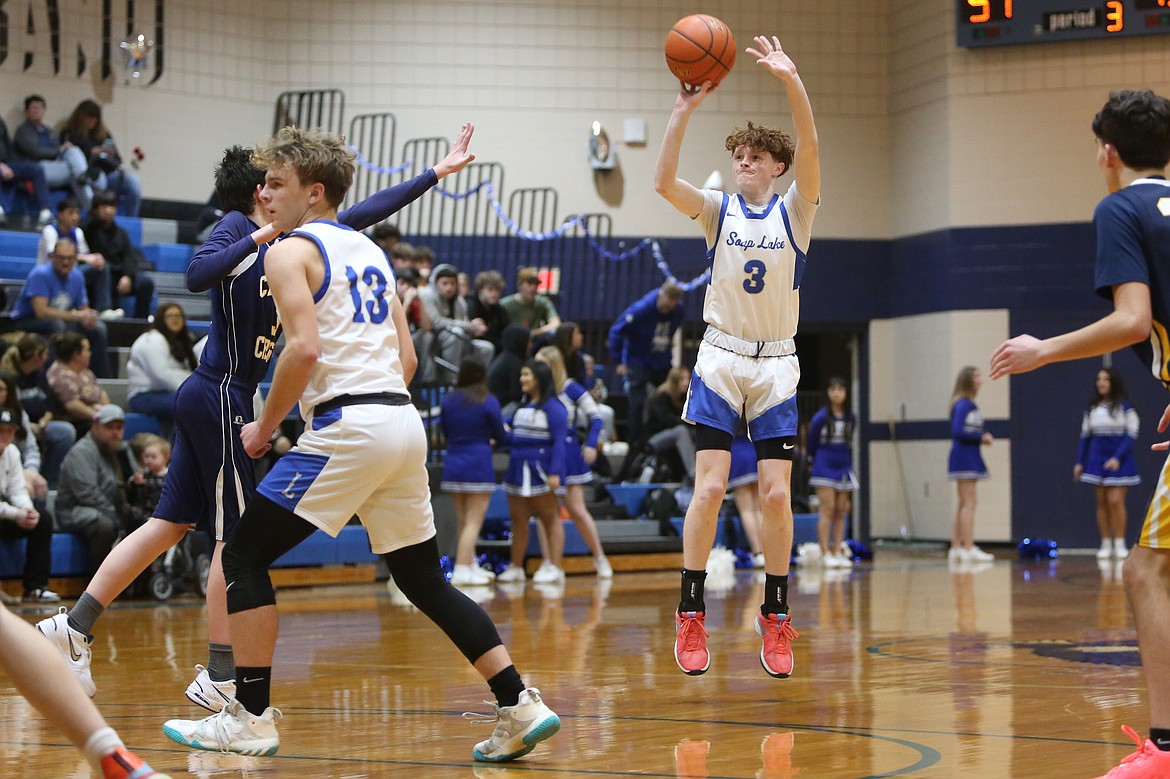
385, 537, 504, 664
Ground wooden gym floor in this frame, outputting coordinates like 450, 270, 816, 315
0, 548, 1145, 778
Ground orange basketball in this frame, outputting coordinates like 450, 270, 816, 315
664, 14, 736, 89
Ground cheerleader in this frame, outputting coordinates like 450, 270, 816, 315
727, 430, 764, 568
536, 346, 613, 579
1075, 368, 1139, 560
947, 366, 994, 563
497, 360, 567, 584
807, 378, 858, 568
439, 357, 507, 586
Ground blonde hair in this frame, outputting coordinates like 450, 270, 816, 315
535, 346, 567, 389
251, 126, 355, 208
950, 366, 979, 411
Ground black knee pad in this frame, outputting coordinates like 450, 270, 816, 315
224, 496, 316, 614
755, 435, 797, 461
695, 424, 733, 452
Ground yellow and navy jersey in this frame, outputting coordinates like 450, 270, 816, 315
1093, 176, 1170, 388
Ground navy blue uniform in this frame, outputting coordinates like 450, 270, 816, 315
807, 407, 858, 491
440, 391, 506, 493
947, 397, 988, 481
154, 171, 441, 538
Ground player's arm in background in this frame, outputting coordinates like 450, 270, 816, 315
240, 236, 321, 458
654, 85, 708, 218
391, 293, 418, 385
989, 281, 1151, 379
748, 35, 821, 205
339, 123, 476, 231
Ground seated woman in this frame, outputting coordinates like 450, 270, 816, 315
60, 99, 141, 217
126, 302, 198, 436
0, 334, 77, 489
638, 366, 696, 485
46, 332, 109, 437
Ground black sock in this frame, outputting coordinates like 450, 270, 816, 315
487, 666, 524, 709
762, 574, 789, 616
234, 666, 271, 716
679, 569, 707, 613
1151, 728, 1170, 751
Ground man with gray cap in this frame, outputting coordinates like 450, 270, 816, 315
0, 407, 58, 602
418, 262, 493, 381
56, 404, 137, 572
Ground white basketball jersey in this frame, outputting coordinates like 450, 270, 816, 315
696, 181, 817, 343
287, 221, 407, 413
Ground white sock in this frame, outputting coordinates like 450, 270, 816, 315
82, 726, 123, 773
1114, 538, 1127, 550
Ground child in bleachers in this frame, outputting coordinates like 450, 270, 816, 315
127, 433, 168, 529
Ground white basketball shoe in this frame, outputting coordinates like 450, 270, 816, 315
35, 607, 95, 698
185, 665, 237, 712
163, 698, 282, 756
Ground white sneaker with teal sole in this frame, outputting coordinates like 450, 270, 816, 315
163, 698, 282, 756
470, 687, 560, 762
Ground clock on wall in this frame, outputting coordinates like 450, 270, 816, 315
957, 0, 1170, 47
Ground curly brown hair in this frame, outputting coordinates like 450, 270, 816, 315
725, 121, 794, 172
251, 126, 355, 208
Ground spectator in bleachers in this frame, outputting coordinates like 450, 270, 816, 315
0, 334, 77, 488
82, 190, 155, 319
60, 100, 141, 217
467, 270, 508, 356
414, 244, 434, 286
0, 114, 53, 227
608, 281, 686, 444
126, 302, 198, 437
388, 241, 416, 276
489, 323, 531, 417
501, 266, 560, 339
126, 433, 168, 530
0, 374, 48, 504
396, 267, 437, 387
371, 221, 400, 259
47, 331, 110, 436
37, 198, 104, 270
11, 237, 112, 378
632, 366, 696, 485
56, 404, 136, 572
0, 407, 58, 602
12, 95, 93, 208
420, 263, 494, 379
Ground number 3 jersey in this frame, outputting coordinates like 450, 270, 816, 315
695, 181, 818, 344
287, 221, 408, 413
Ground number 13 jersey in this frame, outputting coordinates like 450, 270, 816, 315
287, 221, 408, 413
695, 181, 818, 344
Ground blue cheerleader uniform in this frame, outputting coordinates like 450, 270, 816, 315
558, 379, 604, 487
503, 398, 568, 497
807, 407, 858, 491
948, 397, 988, 481
1077, 400, 1141, 487
726, 433, 759, 490
439, 390, 507, 493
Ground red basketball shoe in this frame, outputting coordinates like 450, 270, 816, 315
1093, 725, 1170, 778
674, 610, 710, 675
755, 612, 799, 678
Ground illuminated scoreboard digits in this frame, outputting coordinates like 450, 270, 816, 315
958, 0, 1170, 47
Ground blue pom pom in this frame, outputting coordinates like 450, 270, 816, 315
439, 555, 454, 579
1017, 537, 1059, 560
733, 548, 753, 569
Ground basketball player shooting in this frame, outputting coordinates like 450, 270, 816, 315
653, 34, 820, 679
